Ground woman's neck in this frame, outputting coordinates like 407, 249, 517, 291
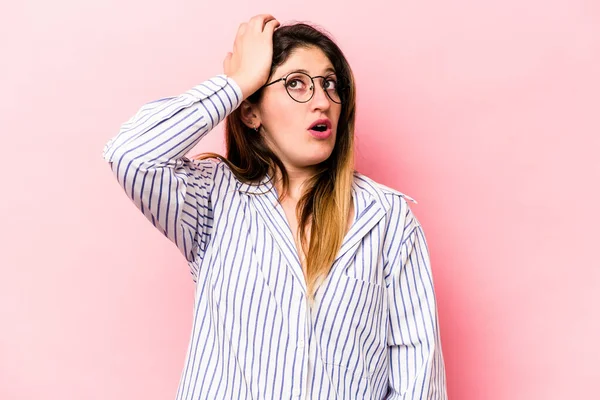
272, 165, 317, 202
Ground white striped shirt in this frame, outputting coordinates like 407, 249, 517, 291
102, 75, 447, 399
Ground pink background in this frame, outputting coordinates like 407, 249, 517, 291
2, 0, 599, 399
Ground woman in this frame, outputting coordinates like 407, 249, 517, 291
103, 14, 447, 400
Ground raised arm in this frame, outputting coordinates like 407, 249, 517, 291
101, 14, 281, 280
102, 76, 242, 278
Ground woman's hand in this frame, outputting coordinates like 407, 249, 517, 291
224, 14, 280, 100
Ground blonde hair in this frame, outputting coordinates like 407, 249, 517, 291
194, 23, 357, 302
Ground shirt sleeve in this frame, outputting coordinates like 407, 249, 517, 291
102, 75, 243, 281
385, 205, 447, 399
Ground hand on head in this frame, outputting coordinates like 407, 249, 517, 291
224, 14, 280, 100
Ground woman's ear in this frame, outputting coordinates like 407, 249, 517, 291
239, 100, 261, 130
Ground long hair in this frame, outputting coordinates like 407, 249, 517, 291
195, 23, 357, 302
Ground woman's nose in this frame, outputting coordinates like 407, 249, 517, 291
310, 84, 331, 109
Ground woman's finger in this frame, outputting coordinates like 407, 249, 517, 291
223, 52, 232, 74
235, 22, 247, 42
263, 19, 280, 35
249, 14, 275, 32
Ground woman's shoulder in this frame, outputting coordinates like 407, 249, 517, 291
195, 158, 273, 194
353, 172, 423, 243
186, 156, 234, 179
353, 171, 417, 205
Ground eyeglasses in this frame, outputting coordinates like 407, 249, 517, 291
262, 71, 344, 104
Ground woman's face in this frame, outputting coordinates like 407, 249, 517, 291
254, 46, 342, 171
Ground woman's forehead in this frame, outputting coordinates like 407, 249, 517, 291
276, 46, 335, 76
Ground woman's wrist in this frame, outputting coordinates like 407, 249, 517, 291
228, 74, 257, 101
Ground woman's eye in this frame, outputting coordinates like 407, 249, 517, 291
324, 79, 337, 90
287, 79, 305, 89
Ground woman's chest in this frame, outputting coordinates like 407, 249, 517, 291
200, 193, 389, 373
206, 192, 386, 295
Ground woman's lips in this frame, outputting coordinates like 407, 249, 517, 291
308, 127, 332, 139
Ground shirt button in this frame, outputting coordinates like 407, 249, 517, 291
297, 339, 305, 349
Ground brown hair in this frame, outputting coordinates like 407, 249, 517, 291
195, 23, 357, 301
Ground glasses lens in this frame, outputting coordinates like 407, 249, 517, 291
284, 72, 345, 103
322, 75, 342, 104
285, 72, 313, 102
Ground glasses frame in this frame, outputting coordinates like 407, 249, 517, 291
261, 71, 344, 104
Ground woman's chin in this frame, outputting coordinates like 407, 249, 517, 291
296, 151, 334, 168
282, 142, 335, 169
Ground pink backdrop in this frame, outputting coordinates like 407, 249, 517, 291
2, 1, 599, 399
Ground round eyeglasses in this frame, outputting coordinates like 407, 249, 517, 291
262, 71, 344, 104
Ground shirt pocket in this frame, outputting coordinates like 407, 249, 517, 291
318, 272, 387, 381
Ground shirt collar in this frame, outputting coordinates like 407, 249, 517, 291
236, 171, 417, 210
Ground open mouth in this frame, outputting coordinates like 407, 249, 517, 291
308, 119, 332, 138
311, 124, 328, 132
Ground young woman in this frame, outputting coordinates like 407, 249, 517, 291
103, 14, 447, 400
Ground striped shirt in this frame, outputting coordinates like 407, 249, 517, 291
102, 75, 447, 399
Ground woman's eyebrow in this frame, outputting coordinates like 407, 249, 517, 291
284, 67, 336, 76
